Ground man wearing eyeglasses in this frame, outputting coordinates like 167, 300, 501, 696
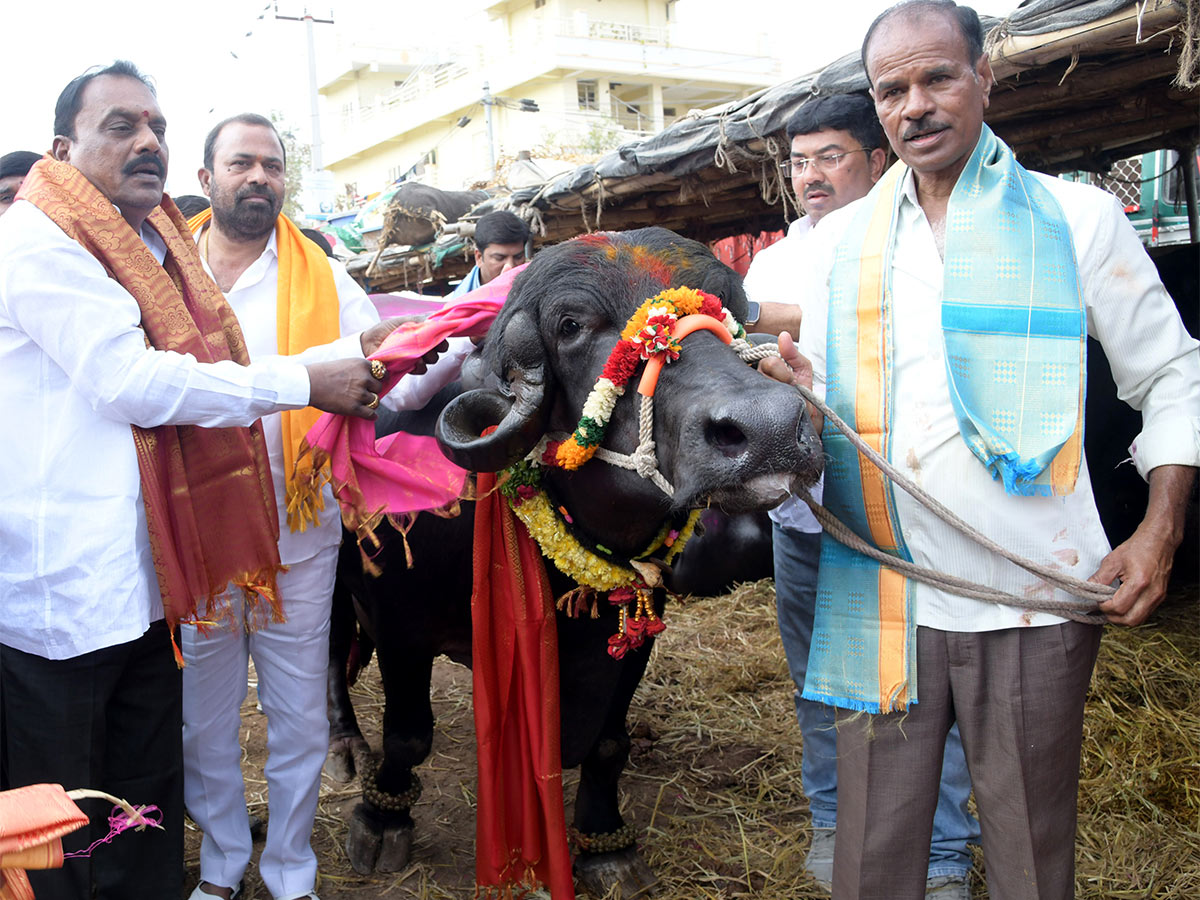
743, 92, 978, 899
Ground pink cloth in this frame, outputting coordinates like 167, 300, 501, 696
369, 293, 447, 319
305, 265, 523, 522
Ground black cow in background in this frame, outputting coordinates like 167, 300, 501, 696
325, 228, 822, 897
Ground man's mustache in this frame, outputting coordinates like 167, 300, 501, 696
236, 185, 277, 205
122, 154, 165, 179
902, 118, 950, 141
805, 182, 835, 200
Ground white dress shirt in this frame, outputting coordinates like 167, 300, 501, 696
195, 227, 471, 566
742, 216, 824, 533
0, 201, 312, 659
794, 171, 1200, 632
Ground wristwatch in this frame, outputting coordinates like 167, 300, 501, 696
744, 300, 761, 329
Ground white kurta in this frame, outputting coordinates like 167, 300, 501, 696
794, 171, 1200, 632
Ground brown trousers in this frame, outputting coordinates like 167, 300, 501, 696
833, 622, 1102, 900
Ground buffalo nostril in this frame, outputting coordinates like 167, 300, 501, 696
706, 420, 748, 458
798, 416, 813, 445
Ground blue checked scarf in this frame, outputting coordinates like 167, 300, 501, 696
803, 125, 1085, 713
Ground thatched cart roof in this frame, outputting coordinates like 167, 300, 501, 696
352, 0, 1198, 292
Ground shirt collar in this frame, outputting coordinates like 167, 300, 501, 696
899, 167, 921, 210
194, 220, 278, 259
787, 215, 814, 238
139, 221, 168, 265
194, 221, 278, 292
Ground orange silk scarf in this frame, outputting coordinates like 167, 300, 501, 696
472, 469, 574, 899
0, 784, 90, 900
20, 159, 284, 647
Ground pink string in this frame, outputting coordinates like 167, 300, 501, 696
62, 805, 163, 859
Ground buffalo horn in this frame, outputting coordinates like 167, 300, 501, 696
435, 309, 549, 472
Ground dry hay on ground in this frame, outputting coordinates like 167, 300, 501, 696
1075, 593, 1199, 899
187, 582, 1198, 899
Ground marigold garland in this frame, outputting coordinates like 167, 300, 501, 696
554, 287, 745, 471
501, 459, 702, 658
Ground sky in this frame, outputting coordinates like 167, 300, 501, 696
3, 0, 1016, 197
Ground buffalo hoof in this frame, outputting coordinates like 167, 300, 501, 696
345, 805, 381, 875
574, 847, 658, 898
375, 824, 414, 873
324, 735, 368, 783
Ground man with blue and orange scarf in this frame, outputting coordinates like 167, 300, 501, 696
181, 113, 458, 900
766, 3, 1199, 898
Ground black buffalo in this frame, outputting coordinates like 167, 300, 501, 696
326, 227, 822, 896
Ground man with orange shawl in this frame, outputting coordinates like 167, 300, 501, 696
182, 114, 460, 900
0, 63, 384, 900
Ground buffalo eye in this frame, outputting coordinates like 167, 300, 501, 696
558, 317, 582, 338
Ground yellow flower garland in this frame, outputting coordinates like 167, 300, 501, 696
508, 487, 703, 592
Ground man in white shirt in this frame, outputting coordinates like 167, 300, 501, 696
0, 63, 381, 900
182, 114, 460, 900
744, 92, 978, 897
773, 4, 1199, 898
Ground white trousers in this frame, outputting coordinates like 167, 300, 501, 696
182, 545, 337, 900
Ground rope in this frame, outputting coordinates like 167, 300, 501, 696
1176, 0, 1200, 90
804, 499, 1105, 624
729, 338, 780, 364
535, 338, 768, 498
795, 380, 1112, 607
733, 341, 1110, 619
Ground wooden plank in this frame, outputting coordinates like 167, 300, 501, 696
988, 54, 1180, 118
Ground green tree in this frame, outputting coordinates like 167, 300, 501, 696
270, 112, 312, 221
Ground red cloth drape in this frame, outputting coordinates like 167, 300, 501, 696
471, 470, 574, 899
708, 229, 786, 277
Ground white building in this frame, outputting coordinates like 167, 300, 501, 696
318, 0, 780, 198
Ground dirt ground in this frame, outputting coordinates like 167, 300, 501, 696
183, 581, 1199, 900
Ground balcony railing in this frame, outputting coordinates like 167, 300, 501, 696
559, 17, 667, 45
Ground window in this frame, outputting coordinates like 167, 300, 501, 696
663, 107, 677, 119
578, 79, 599, 111
534, 0, 546, 7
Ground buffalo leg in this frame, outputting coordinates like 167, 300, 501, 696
346, 650, 434, 874
572, 640, 659, 898
325, 577, 368, 783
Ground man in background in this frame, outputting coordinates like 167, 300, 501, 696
0, 151, 41, 217
450, 208, 530, 297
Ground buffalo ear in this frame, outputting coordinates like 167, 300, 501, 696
435, 309, 550, 472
